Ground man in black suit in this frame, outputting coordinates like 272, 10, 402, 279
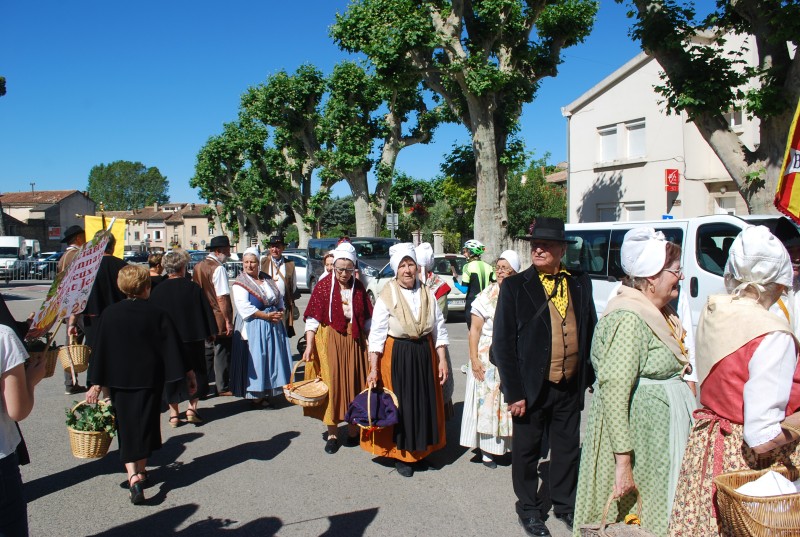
491, 217, 597, 537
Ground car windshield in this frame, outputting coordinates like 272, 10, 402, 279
433, 256, 467, 275
350, 239, 397, 258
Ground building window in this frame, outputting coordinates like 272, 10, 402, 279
191, 225, 197, 236
715, 196, 737, 216
626, 119, 646, 158
598, 125, 618, 163
623, 202, 646, 221
154, 230, 162, 241
208, 225, 215, 235
596, 203, 619, 222
134, 231, 140, 241
724, 108, 743, 129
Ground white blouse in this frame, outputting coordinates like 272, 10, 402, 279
368, 282, 448, 353
232, 279, 283, 341
743, 331, 798, 447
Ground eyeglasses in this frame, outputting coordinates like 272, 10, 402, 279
662, 267, 683, 277
334, 267, 355, 274
495, 265, 514, 274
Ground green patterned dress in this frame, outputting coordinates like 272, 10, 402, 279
573, 310, 696, 537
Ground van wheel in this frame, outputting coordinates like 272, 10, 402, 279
367, 291, 375, 306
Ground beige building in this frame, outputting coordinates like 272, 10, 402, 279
104, 202, 217, 252
0, 190, 96, 251
561, 34, 758, 223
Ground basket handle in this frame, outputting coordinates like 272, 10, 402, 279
70, 399, 110, 415
599, 489, 644, 535
286, 360, 304, 390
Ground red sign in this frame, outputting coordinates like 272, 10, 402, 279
48, 226, 61, 240
665, 169, 680, 192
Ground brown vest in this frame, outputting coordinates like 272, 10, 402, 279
192, 257, 231, 336
548, 295, 579, 383
57, 246, 80, 275
260, 256, 296, 330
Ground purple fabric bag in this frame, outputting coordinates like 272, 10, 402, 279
345, 388, 399, 428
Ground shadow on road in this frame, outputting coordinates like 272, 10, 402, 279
89, 504, 379, 536
146, 431, 300, 505
24, 432, 202, 503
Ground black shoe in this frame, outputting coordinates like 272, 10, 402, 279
344, 434, 360, 447
324, 437, 340, 454
395, 461, 414, 477
482, 459, 497, 469
129, 479, 145, 505
518, 517, 550, 537
65, 385, 87, 395
555, 512, 574, 530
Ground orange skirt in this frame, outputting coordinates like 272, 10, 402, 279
359, 335, 446, 462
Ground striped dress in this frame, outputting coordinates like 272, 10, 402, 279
459, 282, 512, 455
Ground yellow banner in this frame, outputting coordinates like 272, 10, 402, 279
84, 215, 125, 258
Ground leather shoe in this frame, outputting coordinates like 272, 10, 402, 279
555, 512, 574, 530
395, 461, 414, 477
518, 517, 550, 537
324, 437, 339, 454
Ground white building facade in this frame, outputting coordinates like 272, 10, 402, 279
562, 36, 759, 223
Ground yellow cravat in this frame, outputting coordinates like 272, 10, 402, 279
539, 269, 570, 318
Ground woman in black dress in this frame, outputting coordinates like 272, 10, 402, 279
150, 250, 216, 426
86, 264, 196, 505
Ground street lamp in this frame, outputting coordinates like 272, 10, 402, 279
455, 206, 464, 250
413, 189, 424, 204
410, 189, 425, 246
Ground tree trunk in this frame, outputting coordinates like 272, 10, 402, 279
470, 106, 509, 261
348, 171, 379, 236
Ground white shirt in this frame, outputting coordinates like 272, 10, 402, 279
368, 283, 449, 353
743, 331, 798, 447
232, 279, 283, 341
0, 325, 27, 457
769, 292, 800, 337
206, 254, 230, 297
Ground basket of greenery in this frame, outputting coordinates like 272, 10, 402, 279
25, 334, 59, 378
65, 400, 116, 459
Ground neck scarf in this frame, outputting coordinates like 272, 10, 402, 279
604, 285, 689, 366
539, 268, 571, 318
303, 272, 371, 340
232, 271, 278, 306
381, 279, 431, 339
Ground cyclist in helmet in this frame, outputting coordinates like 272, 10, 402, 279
454, 240, 495, 330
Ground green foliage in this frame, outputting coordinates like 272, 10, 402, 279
0, 76, 6, 97
319, 196, 356, 237
506, 155, 567, 237
65, 402, 116, 438
87, 161, 169, 211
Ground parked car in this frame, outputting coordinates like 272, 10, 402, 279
187, 250, 207, 274
29, 251, 64, 280
123, 251, 149, 264
307, 237, 399, 292
283, 252, 308, 292
365, 253, 467, 321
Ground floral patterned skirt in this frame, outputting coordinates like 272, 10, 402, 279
668, 415, 800, 536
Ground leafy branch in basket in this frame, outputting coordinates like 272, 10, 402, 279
65, 401, 117, 438
24, 332, 57, 352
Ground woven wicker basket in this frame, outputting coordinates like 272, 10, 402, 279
283, 360, 328, 407
714, 466, 800, 537
58, 338, 90, 374
67, 401, 114, 459
30, 349, 59, 378
356, 385, 399, 431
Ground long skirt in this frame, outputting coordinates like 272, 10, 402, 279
230, 314, 293, 398
110, 387, 162, 463
668, 414, 800, 536
360, 335, 446, 462
459, 332, 512, 455
303, 324, 369, 425
164, 340, 207, 404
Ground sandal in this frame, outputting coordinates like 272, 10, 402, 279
137, 471, 149, 488
169, 416, 181, 428
128, 474, 145, 505
186, 408, 204, 424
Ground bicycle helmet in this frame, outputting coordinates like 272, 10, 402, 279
464, 239, 485, 256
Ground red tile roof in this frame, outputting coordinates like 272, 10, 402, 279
0, 190, 88, 205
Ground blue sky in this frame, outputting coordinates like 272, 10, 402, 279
0, 1, 642, 204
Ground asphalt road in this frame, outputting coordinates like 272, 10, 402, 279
3, 280, 578, 537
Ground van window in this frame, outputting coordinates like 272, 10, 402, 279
608, 227, 685, 281
696, 223, 740, 276
308, 239, 338, 261
563, 230, 610, 276
350, 238, 397, 258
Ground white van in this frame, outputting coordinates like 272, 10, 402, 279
0, 236, 26, 282
564, 214, 798, 331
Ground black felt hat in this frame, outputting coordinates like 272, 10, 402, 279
523, 217, 576, 244
61, 225, 85, 243
207, 235, 232, 250
268, 234, 286, 246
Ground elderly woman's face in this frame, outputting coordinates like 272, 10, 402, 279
650, 260, 683, 304
242, 254, 259, 277
333, 259, 355, 286
324, 255, 334, 273
396, 258, 417, 289
495, 259, 516, 284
